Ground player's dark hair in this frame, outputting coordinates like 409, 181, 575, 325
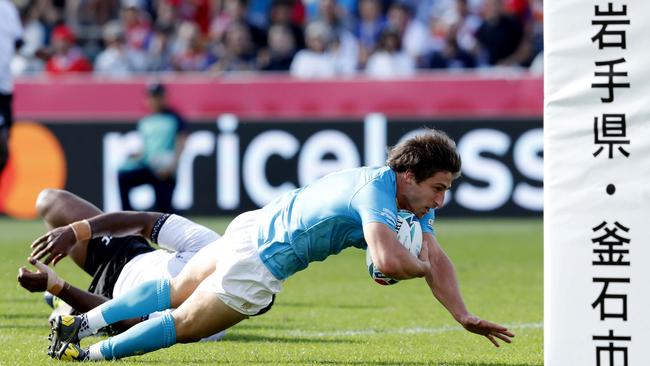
387, 128, 462, 182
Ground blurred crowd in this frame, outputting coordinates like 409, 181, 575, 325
9, 0, 544, 79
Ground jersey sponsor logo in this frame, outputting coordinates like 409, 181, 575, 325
380, 208, 397, 227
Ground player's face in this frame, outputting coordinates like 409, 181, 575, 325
399, 170, 453, 218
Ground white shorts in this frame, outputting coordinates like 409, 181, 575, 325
198, 210, 283, 316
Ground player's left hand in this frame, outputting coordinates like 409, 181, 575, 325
17, 265, 48, 292
459, 314, 515, 347
30, 226, 77, 265
17, 258, 64, 294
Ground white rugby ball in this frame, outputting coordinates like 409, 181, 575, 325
366, 210, 423, 286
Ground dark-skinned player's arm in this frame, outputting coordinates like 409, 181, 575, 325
31, 211, 164, 265
18, 258, 141, 331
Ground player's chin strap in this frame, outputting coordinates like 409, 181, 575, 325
31, 258, 66, 295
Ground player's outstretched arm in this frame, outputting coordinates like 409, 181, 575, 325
31, 211, 163, 265
422, 233, 514, 347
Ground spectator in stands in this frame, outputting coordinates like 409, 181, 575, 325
120, 0, 152, 52
170, 21, 215, 72
146, 24, 175, 72
386, 2, 428, 66
209, 0, 266, 49
354, 0, 384, 68
451, 0, 482, 57
426, 22, 476, 70
211, 21, 258, 73
268, 0, 305, 50
153, 0, 180, 31
257, 24, 296, 71
94, 20, 146, 77
12, 2, 46, 75
316, 0, 358, 75
290, 21, 336, 78
71, 0, 119, 29
475, 0, 530, 66
118, 82, 187, 213
167, 0, 212, 36
504, 0, 530, 23
247, 0, 274, 29
45, 25, 92, 74
30, 0, 64, 33
365, 27, 415, 79
10, 0, 542, 76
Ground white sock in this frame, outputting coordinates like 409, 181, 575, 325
78, 308, 108, 339
87, 344, 105, 361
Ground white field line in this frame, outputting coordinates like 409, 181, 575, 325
283, 322, 543, 338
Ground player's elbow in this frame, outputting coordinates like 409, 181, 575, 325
374, 256, 403, 279
35, 189, 63, 218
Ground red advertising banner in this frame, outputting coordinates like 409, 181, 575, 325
14, 74, 542, 121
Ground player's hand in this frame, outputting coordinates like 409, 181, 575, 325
17, 265, 48, 292
459, 314, 515, 347
30, 226, 77, 265
17, 258, 64, 293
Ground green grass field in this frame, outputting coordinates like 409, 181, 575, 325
0, 217, 541, 366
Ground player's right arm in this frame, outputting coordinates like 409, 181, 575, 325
352, 172, 430, 279
363, 222, 430, 280
31, 211, 163, 265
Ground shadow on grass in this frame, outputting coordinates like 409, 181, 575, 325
277, 301, 378, 310
0, 313, 46, 320
120, 358, 541, 365
0, 297, 41, 304
233, 323, 300, 331
220, 332, 359, 344
0, 324, 45, 329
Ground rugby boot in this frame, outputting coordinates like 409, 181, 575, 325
55, 342, 88, 362
48, 315, 82, 358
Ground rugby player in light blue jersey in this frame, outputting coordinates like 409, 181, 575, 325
32, 129, 514, 361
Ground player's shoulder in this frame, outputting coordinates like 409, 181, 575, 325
318, 166, 395, 194
338, 166, 394, 182
160, 107, 180, 119
347, 167, 397, 204
359, 166, 396, 189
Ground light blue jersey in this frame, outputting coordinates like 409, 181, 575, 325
256, 166, 435, 280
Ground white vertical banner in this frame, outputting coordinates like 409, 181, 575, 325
545, 0, 650, 365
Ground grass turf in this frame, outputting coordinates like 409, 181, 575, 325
0, 217, 541, 365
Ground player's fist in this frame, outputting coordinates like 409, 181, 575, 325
17, 266, 48, 292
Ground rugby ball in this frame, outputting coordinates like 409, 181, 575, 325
366, 210, 423, 286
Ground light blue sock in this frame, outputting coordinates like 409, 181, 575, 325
98, 311, 177, 360
100, 279, 171, 325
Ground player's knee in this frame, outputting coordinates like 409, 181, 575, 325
169, 277, 195, 308
35, 189, 62, 217
172, 313, 203, 343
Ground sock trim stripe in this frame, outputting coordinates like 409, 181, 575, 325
161, 312, 177, 348
157, 279, 171, 311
